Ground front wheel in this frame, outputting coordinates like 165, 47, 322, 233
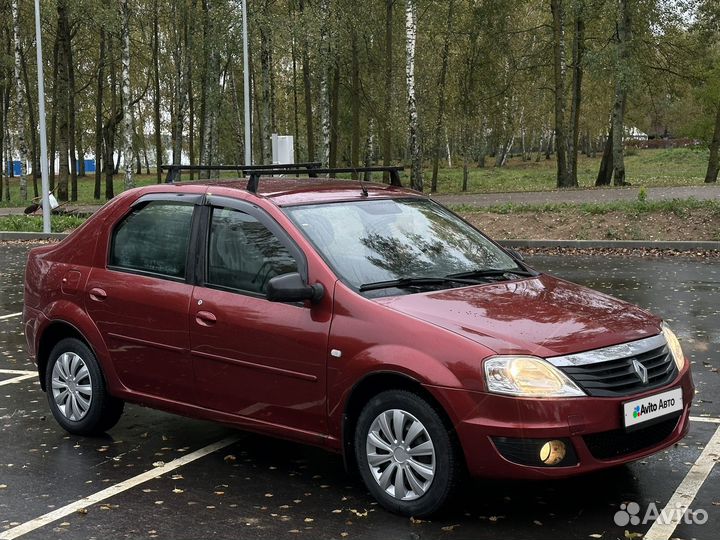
45, 338, 124, 435
354, 390, 462, 517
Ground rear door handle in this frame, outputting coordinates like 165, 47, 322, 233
195, 310, 217, 327
89, 287, 107, 301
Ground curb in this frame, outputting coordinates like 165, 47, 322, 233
1, 232, 718, 251
499, 239, 720, 251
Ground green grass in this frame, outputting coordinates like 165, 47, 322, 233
1, 197, 717, 233
430, 147, 711, 193
0, 214, 87, 233
0, 147, 714, 207
450, 197, 720, 217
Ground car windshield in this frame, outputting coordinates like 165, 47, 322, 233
284, 198, 522, 293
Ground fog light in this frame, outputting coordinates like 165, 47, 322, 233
539, 440, 566, 465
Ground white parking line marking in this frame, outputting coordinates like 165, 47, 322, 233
690, 416, 720, 424
644, 425, 720, 540
0, 374, 36, 387
0, 434, 241, 539
0, 369, 36, 376
0, 312, 22, 321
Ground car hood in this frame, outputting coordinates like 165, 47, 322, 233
373, 274, 661, 357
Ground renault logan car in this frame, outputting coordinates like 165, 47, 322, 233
23, 173, 693, 516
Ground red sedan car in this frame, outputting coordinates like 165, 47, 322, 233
23, 170, 693, 516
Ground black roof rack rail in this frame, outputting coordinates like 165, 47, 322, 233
159, 162, 321, 184
245, 166, 404, 193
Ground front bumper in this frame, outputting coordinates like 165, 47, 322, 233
428, 363, 694, 480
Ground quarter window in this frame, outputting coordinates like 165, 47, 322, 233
110, 202, 194, 279
207, 207, 298, 295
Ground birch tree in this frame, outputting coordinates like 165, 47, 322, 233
200, 0, 221, 177
121, 0, 134, 190
11, 0, 28, 200
405, 0, 422, 191
319, 0, 331, 168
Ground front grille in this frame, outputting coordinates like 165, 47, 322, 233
583, 415, 680, 460
557, 344, 677, 397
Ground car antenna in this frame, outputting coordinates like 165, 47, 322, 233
356, 168, 368, 197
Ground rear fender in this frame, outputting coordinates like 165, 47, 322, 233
36, 300, 123, 394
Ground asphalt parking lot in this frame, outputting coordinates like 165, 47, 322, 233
0, 241, 718, 540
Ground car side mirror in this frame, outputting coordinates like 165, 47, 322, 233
266, 272, 324, 304
505, 247, 524, 261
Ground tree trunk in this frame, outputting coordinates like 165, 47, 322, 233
65, 19, 78, 201
319, 0, 331, 168
595, 126, 614, 186
50, 34, 59, 192
705, 101, 720, 183
551, 0, 570, 188
364, 117, 376, 181
56, 0, 71, 201
19, 47, 39, 197
188, 54, 195, 179
94, 28, 105, 199
259, 9, 273, 164
200, 1, 220, 177
120, 0, 133, 190
329, 62, 340, 169
567, 0, 584, 187
0, 83, 5, 201
405, 0, 422, 191
291, 30, 300, 162
299, 0, 314, 162
430, 0, 454, 192
77, 127, 85, 177
611, 0, 631, 186
104, 32, 119, 200
11, 0, 29, 200
153, 0, 162, 182
350, 28, 360, 178
382, 0, 397, 184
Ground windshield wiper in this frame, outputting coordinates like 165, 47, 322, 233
446, 267, 537, 280
359, 276, 480, 292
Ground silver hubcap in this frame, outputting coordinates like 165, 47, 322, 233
51, 352, 92, 421
365, 409, 436, 501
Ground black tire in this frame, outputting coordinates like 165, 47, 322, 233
45, 338, 124, 435
354, 390, 462, 517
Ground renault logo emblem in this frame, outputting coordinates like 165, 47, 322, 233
632, 359, 649, 384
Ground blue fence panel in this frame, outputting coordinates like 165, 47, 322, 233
83, 159, 96, 173
6, 160, 22, 176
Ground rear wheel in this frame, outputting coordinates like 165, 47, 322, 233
45, 338, 124, 435
354, 390, 461, 517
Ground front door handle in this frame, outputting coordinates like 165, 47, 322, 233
89, 287, 107, 301
195, 310, 217, 327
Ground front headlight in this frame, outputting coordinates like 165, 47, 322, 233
484, 356, 586, 397
662, 323, 685, 371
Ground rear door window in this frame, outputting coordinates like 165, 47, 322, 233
109, 201, 195, 279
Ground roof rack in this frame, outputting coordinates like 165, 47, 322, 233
245, 166, 404, 193
159, 162, 322, 184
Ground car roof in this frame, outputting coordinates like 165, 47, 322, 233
165, 177, 423, 206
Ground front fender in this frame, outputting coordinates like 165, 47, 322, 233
327, 344, 465, 439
